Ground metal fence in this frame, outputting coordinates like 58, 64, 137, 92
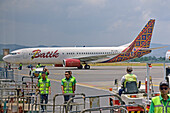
0, 67, 14, 80
65, 94, 126, 113
0, 75, 146, 113
79, 104, 146, 113
0, 79, 39, 113
0, 86, 145, 113
53, 93, 86, 113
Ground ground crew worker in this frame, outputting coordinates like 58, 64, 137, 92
29, 67, 35, 77
149, 81, 170, 113
38, 72, 51, 112
119, 67, 137, 96
36, 63, 42, 68
38, 67, 49, 79
8, 63, 11, 70
19, 63, 22, 70
61, 71, 75, 104
69, 71, 76, 93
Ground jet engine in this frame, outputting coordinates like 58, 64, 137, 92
63, 59, 81, 67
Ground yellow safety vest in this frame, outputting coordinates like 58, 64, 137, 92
70, 76, 76, 84
152, 96, 170, 113
36, 64, 41, 68
124, 74, 137, 87
38, 72, 48, 79
39, 79, 50, 94
62, 78, 74, 94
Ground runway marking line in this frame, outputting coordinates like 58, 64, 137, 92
15, 73, 109, 90
14, 73, 159, 90
141, 83, 159, 86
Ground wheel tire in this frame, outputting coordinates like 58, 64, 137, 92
77, 65, 83, 69
84, 65, 90, 69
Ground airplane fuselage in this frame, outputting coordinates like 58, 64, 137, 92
3, 47, 125, 64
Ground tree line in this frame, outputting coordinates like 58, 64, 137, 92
129, 56, 165, 62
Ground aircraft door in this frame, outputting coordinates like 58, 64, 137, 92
23, 50, 28, 59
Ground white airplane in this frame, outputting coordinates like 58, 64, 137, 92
166, 50, 170, 61
3, 19, 161, 69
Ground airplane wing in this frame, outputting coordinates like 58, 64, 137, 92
140, 46, 168, 51
72, 52, 126, 62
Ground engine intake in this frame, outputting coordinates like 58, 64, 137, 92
63, 59, 81, 67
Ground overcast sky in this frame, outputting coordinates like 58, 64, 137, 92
0, 0, 170, 47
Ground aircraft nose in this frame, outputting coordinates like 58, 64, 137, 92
3, 55, 10, 62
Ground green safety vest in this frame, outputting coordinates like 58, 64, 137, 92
62, 78, 74, 94
39, 78, 50, 94
31, 69, 35, 76
38, 72, 48, 79
36, 64, 41, 68
152, 95, 170, 113
124, 74, 137, 87
20, 64, 22, 66
71, 76, 76, 84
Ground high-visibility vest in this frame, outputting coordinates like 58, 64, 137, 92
31, 69, 35, 76
70, 76, 76, 83
152, 95, 170, 113
39, 72, 48, 79
39, 79, 50, 94
62, 78, 74, 94
36, 64, 41, 68
124, 74, 137, 87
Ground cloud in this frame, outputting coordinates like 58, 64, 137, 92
1, 0, 170, 46
142, 10, 152, 21
82, 0, 106, 7
67, 0, 107, 19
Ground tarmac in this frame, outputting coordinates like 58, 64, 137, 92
13, 65, 165, 105
15, 65, 164, 92
0, 64, 166, 112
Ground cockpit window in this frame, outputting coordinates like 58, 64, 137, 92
10, 53, 17, 55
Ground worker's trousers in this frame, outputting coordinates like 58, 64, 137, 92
40, 94, 48, 111
119, 88, 124, 96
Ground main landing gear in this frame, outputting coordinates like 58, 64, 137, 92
84, 64, 90, 69
77, 64, 90, 69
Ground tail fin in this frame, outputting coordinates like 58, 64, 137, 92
130, 19, 155, 49
103, 19, 155, 63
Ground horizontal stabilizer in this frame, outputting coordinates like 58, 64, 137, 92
140, 46, 168, 51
